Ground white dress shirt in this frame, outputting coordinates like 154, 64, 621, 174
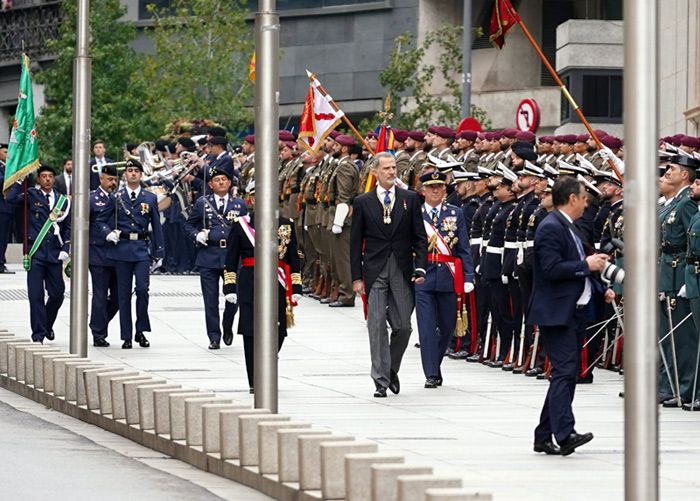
560, 211, 591, 306
376, 185, 396, 211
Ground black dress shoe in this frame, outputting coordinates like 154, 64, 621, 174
502, 363, 515, 372
424, 377, 438, 389
389, 371, 400, 394
682, 399, 700, 411
526, 367, 544, 377
320, 297, 333, 304
93, 339, 110, 347
208, 341, 220, 350
223, 330, 233, 346
559, 432, 594, 456
577, 373, 593, 384
46, 330, 55, 341
135, 331, 150, 348
466, 353, 481, 363
657, 393, 674, 404
373, 387, 387, 398
122, 340, 132, 349
662, 397, 685, 408
447, 350, 469, 360
309, 293, 320, 300
0, 265, 15, 274
512, 365, 525, 374
249, 387, 255, 394
486, 360, 503, 368
328, 300, 354, 307
534, 438, 561, 455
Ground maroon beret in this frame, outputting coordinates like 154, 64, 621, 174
502, 128, 519, 139
365, 131, 378, 139
557, 134, 577, 145
244, 134, 255, 145
408, 130, 425, 142
335, 134, 356, 147
393, 129, 409, 142
671, 134, 685, 146
538, 136, 554, 144
491, 130, 504, 140
458, 130, 478, 141
593, 129, 608, 139
283, 141, 296, 149
681, 136, 700, 149
433, 126, 455, 139
515, 131, 536, 143
278, 130, 295, 141
427, 125, 440, 134
576, 134, 590, 143
329, 130, 340, 140
601, 135, 623, 150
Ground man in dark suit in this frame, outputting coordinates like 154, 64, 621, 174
0, 141, 16, 273
89, 139, 113, 190
350, 151, 428, 397
527, 176, 613, 456
54, 158, 73, 196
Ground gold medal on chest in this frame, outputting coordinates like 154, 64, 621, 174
667, 210, 676, 225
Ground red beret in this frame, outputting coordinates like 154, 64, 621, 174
329, 130, 340, 140
557, 134, 577, 145
408, 130, 425, 142
515, 131, 536, 143
484, 132, 497, 141
671, 134, 684, 146
593, 129, 608, 139
365, 131, 378, 139
279, 130, 295, 141
427, 125, 440, 134
458, 130, 478, 141
393, 129, 409, 142
538, 136, 554, 144
576, 134, 590, 143
601, 135, 623, 150
244, 134, 255, 145
502, 128, 519, 139
283, 141, 296, 149
681, 135, 700, 149
433, 126, 455, 139
335, 134, 356, 147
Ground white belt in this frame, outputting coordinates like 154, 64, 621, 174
481, 239, 489, 249
504, 241, 518, 249
470, 237, 483, 246
526, 240, 534, 248
486, 246, 504, 255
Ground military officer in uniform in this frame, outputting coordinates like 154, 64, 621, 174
103, 159, 165, 349
416, 171, 474, 387
402, 130, 427, 190
89, 165, 120, 347
185, 168, 247, 349
393, 130, 411, 181
0, 142, 16, 274
7, 164, 71, 343
223, 181, 302, 393
238, 135, 256, 188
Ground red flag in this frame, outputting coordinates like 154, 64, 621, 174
297, 75, 344, 153
489, 0, 521, 49
375, 125, 394, 154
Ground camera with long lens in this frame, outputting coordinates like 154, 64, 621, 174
601, 239, 625, 285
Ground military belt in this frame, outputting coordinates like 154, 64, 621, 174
119, 232, 149, 241
686, 255, 700, 265
208, 238, 227, 248
661, 243, 685, 254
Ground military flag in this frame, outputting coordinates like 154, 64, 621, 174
375, 125, 395, 155
297, 72, 345, 153
489, 0, 520, 49
249, 51, 256, 83
3, 54, 39, 195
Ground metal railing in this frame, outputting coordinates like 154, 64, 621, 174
0, 1, 63, 65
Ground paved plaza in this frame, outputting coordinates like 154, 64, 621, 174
1, 264, 699, 500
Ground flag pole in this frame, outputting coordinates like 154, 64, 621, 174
503, 2, 623, 184
305, 70, 375, 155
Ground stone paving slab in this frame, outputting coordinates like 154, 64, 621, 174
2, 267, 700, 500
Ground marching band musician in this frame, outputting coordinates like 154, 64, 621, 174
222, 181, 302, 393
185, 168, 247, 349
415, 170, 474, 388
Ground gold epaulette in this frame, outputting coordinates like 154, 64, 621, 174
223, 270, 237, 285
291, 272, 302, 286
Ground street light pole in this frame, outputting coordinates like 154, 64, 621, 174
69, 0, 91, 357
461, 0, 472, 118
253, 0, 280, 412
623, 1, 658, 500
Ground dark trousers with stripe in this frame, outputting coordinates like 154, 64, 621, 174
486, 278, 515, 360
416, 290, 456, 378
199, 267, 237, 343
114, 260, 151, 340
89, 264, 119, 341
27, 260, 65, 342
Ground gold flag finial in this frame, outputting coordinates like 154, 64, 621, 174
378, 93, 394, 125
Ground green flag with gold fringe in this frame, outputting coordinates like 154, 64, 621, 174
3, 53, 39, 195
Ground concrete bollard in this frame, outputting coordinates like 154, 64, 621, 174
97, 371, 139, 415
320, 440, 378, 500
238, 415, 290, 466
298, 434, 354, 492
396, 475, 463, 501
32, 352, 69, 390
123, 378, 165, 425
43, 355, 79, 393
167, 391, 214, 440
371, 464, 434, 501
153, 388, 198, 436
21, 346, 59, 384
184, 396, 232, 447
219, 408, 270, 460
110, 375, 154, 420
0, 338, 29, 374
278, 429, 331, 483
74, 364, 107, 405
53, 357, 90, 397
257, 421, 311, 474
139, 385, 184, 431
84, 368, 124, 410
7, 342, 36, 378
424, 488, 493, 501
64, 361, 102, 402
345, 453, 405, 501
202, 403, 249, 453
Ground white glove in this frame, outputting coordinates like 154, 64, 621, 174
292, 293, 301, 302
225, 293, 238, 304
678, 285, 687, 298
58, 251, 70, 262
106, 230, 119, 244
464, 282, 474, 294
501, 275, 509, 285
475, 265, 480, 275
149, 258, 163, 273
599, 146, 625, 175
331, 224, 342, 235
516, 246, 524, 266
659, 292, 667, 302
304, 225, 309, 231
196, 231, 208, 246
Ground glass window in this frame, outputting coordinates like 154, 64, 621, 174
582, 73, 623, 119
561, 75, 571, 121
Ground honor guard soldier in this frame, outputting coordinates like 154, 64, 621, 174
222, 181, 302, 393
416, 171, 474, 386
89, 165, 120, 347
185, 168, 247, 349
402, 130, 427, 190
0, 141, 16, 274
393, 130, 411, 181
7, 164, 71, 343
328, 134, 360, 307
103, 159, 165, 349
238, 135, 256, 188
658, 155, 700, 407
456, 130, 480, 172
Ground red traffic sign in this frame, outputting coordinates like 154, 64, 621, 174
515, 99, 540, 133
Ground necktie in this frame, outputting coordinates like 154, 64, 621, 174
573, 232, 585, 258
431, 207, 439, 225
130, 191, 136, 203
383, 190, 391, 208
218, 198, 224, 214
45, 193, 51, 208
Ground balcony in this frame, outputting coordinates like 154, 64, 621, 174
0, 1, 63, 66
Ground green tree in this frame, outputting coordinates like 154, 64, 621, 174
136, 0, 254, 138
377, 24, 491, 131
36, 0, 146, 167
